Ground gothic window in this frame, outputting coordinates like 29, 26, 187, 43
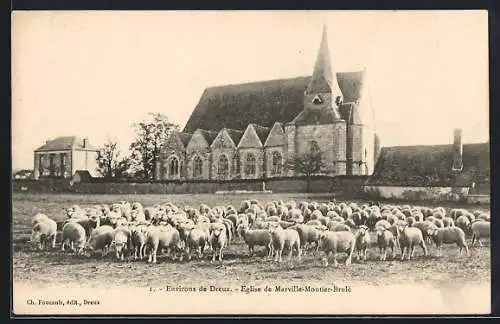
218, 155, 229, 176
245, 153, 256, 176
272, 151, 282, 175
231, 155, 240, 176
193, 156, 203, 178
169, 156, 179, 177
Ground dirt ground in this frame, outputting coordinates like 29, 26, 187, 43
12, 193, 491, 290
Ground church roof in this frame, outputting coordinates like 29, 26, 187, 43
250, 124, 271, 145
35, 136, 98, 152
339, 103, 363, 125
292, 106, 343, 125
305, 25, 344, 99
183, 72, 365, 133
225, 128, 244, 146
197, 129, 219, 146
367, 142, 490, 187
178, 132, 193, 147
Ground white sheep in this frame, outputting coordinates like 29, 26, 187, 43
237, 224, 273, 258
471, 221, 490, 247
317, 230, 356, 267
375, 227, 396, 261
30, 215, 57, 250
61, 222, 87, 254
395, 225, 428, 261
268, 223, 301, 263
427, 226, 469, 257
354, 225, 371, 261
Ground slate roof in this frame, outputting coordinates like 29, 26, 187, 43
178, 132, 193, 147
197, 129, 219, 146
292, 106, 343, 125
34, 136, 98, 152
225, 129, 245, 146
250, 124, 271, 145
367, 142, 490, 187
182, 71, 365, 133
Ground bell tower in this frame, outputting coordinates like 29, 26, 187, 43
304, 25, 343, 116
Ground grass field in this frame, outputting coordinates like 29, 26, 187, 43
12, 193, 491, 291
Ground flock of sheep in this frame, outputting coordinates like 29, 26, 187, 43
28, 199, 491, 267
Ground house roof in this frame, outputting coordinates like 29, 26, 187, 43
34, 136, 98, 152
367, 142, 490, 187
197, 129, 219, 146
182, 71, 365, 133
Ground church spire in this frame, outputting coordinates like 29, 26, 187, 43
305, 25, 343, 104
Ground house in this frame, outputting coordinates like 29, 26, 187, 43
33, 136, 100, 180
364, 129, 490, 201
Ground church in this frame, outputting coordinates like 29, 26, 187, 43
155, 26, 379, 181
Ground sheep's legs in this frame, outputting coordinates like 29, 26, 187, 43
51, 234, 57, 249
400, 246, 406, 261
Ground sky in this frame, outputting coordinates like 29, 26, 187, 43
11, 10, 489, 170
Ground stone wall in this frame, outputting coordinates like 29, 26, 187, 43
363, 185, 470, 202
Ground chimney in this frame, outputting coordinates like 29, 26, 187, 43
452, 128, 463, 171
83, 138, 88, 148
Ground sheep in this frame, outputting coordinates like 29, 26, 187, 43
130, 225, 148, 260
293, 224, 324, 255
427, 227, 469, 257
442, 217, 455, 228
431, 219, 444, 228
306, 220, 322, 226
145, 225, 183, 263
331, 223, 351, 232
412, 221, 438, 244
406, 216, 416, 227
375, 227, 397, 261
31, 213, 50, 226
374, 219, 391, 231
317, 230, 356, 267
268, 223, 301, 263
64, 205, 87, 220
30, 215, 57, 250
341, 206, 353, 220
183, 224, 210, 261
471, 221, 490, 247
61, 222, 87, 254
112, 227, 132, 261
85, 225, 116, 257
130, 209, 146, 222
210, 222, 228, 263
237, 224, 273, 258
395, 225, 428, 261
455, 215, 471, 235
354, 225, 370, 261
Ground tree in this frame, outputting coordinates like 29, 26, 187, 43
129, 113, 179, 180
286, 141, 327, 192
96, 138, 131, 179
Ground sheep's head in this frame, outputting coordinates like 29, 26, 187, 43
358, 225, 369, 236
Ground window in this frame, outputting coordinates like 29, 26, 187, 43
231, 155, 240, 176
169, 156, 179, 177
245, 153, 256, 176
218, 155, 229, 176
38, 155, 44, 174
60, 154, 66, 176
272, 151, 282, 175
193, 156, 203, 178
49, 154, 56, 176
